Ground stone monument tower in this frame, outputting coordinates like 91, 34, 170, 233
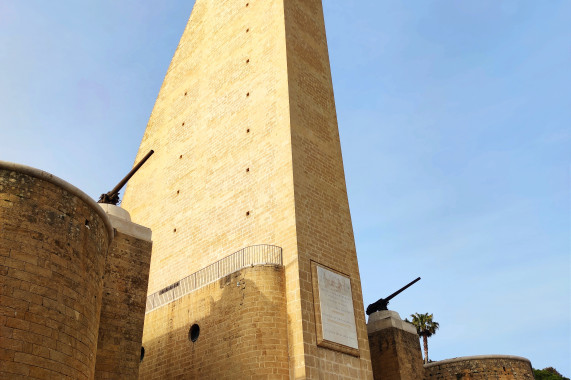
122, 0, 373, 378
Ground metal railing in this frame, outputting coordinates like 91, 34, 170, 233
145, 244, 282, 313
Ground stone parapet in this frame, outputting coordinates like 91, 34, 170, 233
0, 162, 112, 379
425, 355, 534, 379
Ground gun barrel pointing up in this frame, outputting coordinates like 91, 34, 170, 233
366, 276, 421, 315
98, 149, 154, 205
384, 276, 421, 303
109, 150, 154, 196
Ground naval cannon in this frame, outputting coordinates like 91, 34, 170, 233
366, 277, 421, 315
98, 150, 154, 205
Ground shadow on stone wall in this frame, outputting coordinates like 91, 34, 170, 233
138, 265, 289, 379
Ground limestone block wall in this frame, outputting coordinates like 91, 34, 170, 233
138, 265, 289, 379
283, 0, 373, 377
94, 229, 152, 379
424, 355, 534, 380
0, 162, 112, 380
367, 311, 425, 380
369, 327, 425, 380
122, 0, 373, 377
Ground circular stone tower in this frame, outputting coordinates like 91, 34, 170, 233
0, 161, 113, 380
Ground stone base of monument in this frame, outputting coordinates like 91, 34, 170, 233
367, 310, 425, 380
94, 204, 152, 380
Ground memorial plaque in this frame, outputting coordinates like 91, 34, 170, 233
311, 262, 359, 354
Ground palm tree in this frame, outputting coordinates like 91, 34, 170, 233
406, 313, 439, 364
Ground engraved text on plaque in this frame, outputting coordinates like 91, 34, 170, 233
315, 265, 359, 350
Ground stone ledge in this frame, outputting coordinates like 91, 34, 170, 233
98, 204, 152, 242
367, 310, 418, 335
424, 354, 532, 368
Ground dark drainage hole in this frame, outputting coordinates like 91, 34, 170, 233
189, 324, 200, 342
140, 347, 145, 362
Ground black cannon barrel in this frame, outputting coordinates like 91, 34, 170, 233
366, 277, 421, 315
384, 276, 421, 302
98, 150, 154, 205
109, 150, 154, 195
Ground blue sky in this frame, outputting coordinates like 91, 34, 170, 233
1, 0, 569, 375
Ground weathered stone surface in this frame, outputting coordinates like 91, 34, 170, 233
0, 164, 112, 380
425, 355, 534, 380
94, 222, 152, 379
368, 311, 425, 380
139, 265, 289, 379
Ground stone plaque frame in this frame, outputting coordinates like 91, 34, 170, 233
311, 261, 360, 357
